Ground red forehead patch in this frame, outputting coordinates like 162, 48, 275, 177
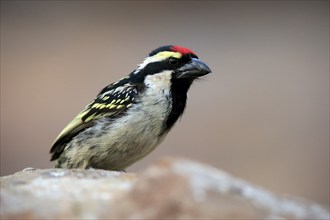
171, 45, 196, 56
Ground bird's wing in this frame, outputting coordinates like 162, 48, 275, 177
50, 82, 142, 161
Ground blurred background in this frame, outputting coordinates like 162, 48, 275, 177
1, 1, 329, 206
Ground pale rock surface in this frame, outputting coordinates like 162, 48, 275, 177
1, 157, 329, 219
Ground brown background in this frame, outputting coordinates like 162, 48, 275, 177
1, 1, 329, 206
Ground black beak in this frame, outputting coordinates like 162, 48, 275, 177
176, 58, 212, 79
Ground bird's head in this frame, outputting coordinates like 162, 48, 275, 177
128, 45, 211, 132
131, 45, 211, 87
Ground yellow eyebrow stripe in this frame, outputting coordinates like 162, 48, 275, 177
154, 51, 182, 59
134, 51, 182, 74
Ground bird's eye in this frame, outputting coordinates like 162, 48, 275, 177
169, 58, 179, 65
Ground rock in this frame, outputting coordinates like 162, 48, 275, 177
1, 157, 329, 219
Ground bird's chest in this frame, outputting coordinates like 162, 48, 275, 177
109, 86, 172, 146
96, 85, 172, 168
118, 70, 173, 141
94, 72, 174, 169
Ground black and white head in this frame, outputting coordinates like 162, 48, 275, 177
131, 45, 212, 131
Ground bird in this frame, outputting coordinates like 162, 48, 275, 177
50, 45, 211, 171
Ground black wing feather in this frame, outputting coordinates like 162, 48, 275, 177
50, 82, 143, 161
